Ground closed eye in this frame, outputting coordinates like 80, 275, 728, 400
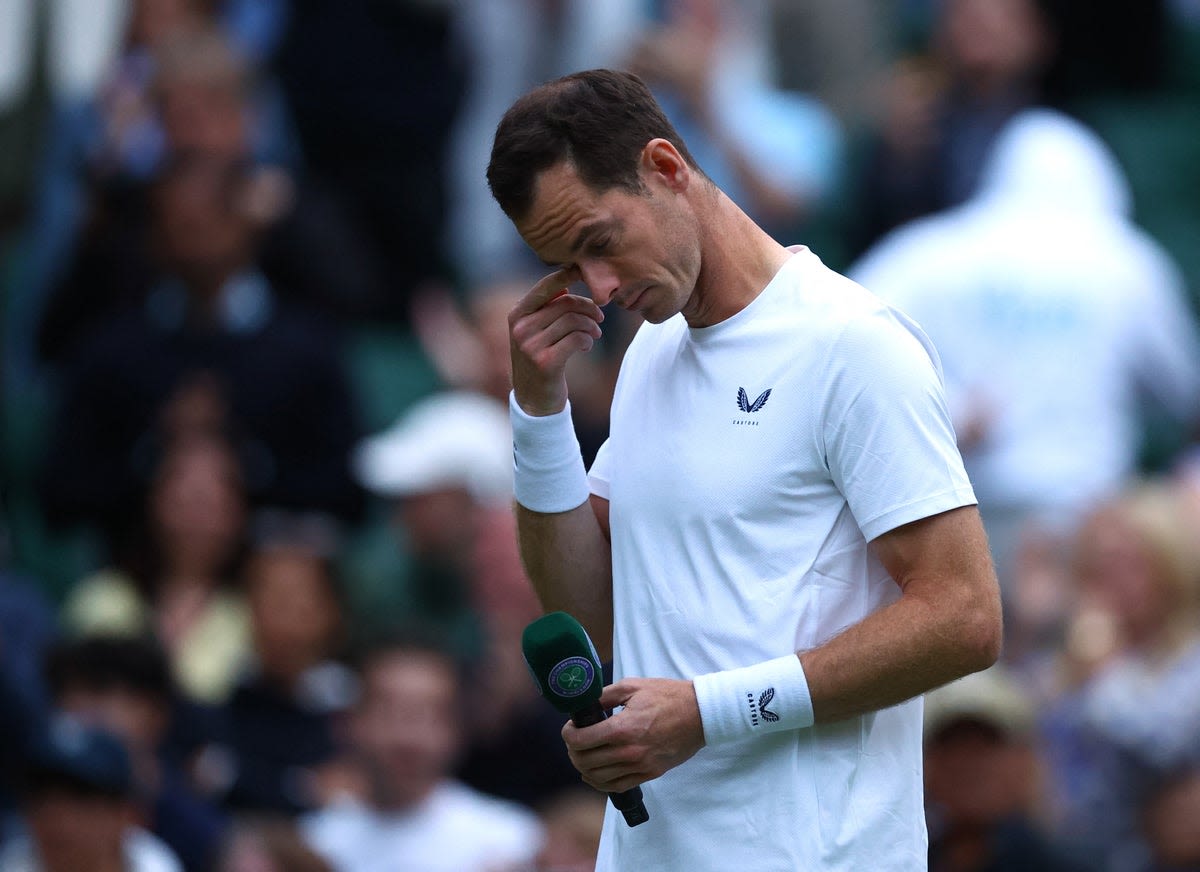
587, 235, 613, 255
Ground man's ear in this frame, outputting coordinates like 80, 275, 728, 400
640, 138, 691, 192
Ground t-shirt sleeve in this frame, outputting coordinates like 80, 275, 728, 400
587, 437, 613, 501
823, 306, 977, 542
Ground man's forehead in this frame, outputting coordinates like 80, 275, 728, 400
518, 163, 607, 256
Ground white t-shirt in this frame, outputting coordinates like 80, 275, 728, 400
0, 828, 182, 872
300, 782, 543, 872
587, 248, 976, 871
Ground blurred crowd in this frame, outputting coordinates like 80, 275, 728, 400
1, 0, 1199, 870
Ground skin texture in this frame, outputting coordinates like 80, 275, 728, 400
507, 139, 1003, 795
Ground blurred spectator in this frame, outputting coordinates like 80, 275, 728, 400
923, 666, 1086, 872
533, 787, 606, 872
299, 632, 544, 872
1140, 766, 1200, 872
45, 635, 228, 872
849, 0, 1056, 256
767, 0, 893, 125
355, 391, 523, 655
453, 607, 583, 810
1038, 481, 1200, 869
37, 138, 366, 548
849, 109, 1200, 602
356, 392, 580, 807
0, 713, 182, 872
192, 523, 356, 816
14, 0, 215, 380
275, 0, 464, 323
0, 554, 58, 836
61, 431, 252, 705
215, 816, 332, 872
626, 0, 843, 239
35, 21, 384, 367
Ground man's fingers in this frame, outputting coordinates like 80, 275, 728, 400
511, 293, 605, 340
598, 680, 638, 711
511, 267, 581, 318
578, 761, 650, 793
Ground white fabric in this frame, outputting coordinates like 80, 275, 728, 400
693, 654, 814, 744
587, 248, 975, 871
0, 828, 182, 872
850, 109, 1200, 522
510, 394, 591, 513
300, 782, 543, 872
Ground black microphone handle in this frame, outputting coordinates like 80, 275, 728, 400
570, 702, 650, 827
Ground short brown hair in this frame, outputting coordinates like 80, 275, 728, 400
487, 69, 702, 221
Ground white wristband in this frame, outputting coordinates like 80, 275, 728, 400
509, 391, 591, 514
693, 655, 814, 745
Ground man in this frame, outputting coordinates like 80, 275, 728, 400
299, 634, 544, 872
849, 109, 1200, 599
0, 714, 182, 872
923, 667, 1084, 871
45, 635, 228, 871
487, 69, 1002, 870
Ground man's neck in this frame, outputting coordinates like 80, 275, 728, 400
683, 193, 792, 328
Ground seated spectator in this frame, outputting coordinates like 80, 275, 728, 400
923, 666, 1085, 872
35, 21, 387, 367
1039, 481, 1200, 868
192, 520, 356, 815
534, 787, 607, 872
355, 390, 522, 656
848, 0, 1056, 256
0, 714, 182, 872
1140, 766, 1200, 872
62, 431, 252, 705
299, 630, 544, 872
44, 635, 228, 872
625, 0, 843, 239
356, 392, 580, 808
215, 816, 332, 872
0, 566, 59, 789
38, 136, 366, 549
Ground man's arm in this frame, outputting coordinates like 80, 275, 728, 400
517, 495, 615, 659
801, 503, 1002, 722
563, 504, 1002, 793
507, 268, 614, 650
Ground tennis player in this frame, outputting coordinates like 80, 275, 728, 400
488, 69, 1002, 870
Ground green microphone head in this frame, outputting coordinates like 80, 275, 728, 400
522, 611, 604, 713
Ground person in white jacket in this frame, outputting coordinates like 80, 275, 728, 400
850, 108, 1200, 600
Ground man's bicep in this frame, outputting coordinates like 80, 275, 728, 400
869, 505, 996, 595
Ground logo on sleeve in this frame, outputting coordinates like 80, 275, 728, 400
746, 687, 780, 726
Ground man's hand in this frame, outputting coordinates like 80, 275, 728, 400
562, 678, 705, 794
509, 268, 604, 416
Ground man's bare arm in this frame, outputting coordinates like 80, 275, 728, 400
801, 504, 1003, 723
563, 504, 1002, 793
508, 268, 614, 650
517, 494, 614, 659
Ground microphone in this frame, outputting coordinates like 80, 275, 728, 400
521, 611, 650, 827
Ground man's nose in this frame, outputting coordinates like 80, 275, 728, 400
578, 260, 619, 306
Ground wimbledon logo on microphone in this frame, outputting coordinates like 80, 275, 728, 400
549, 656, 595, 697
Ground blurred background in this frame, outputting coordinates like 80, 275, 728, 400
1, 1, 1199, 870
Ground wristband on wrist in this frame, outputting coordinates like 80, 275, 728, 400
509, 391, 591, 513
692, 654, 814, 745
